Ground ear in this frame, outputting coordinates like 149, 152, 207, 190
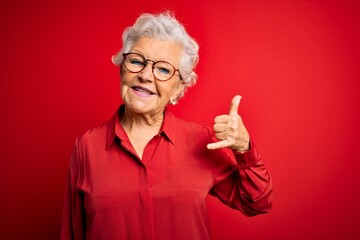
172, 80, 185, 98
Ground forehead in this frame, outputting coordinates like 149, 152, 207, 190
131, 37, 183, 65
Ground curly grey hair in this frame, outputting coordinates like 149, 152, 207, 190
112, 12, 199, 103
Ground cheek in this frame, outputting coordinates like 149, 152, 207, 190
157, 86, 173, 98
120, 73, 134, 87
119, 78, 130, 96
158, 81, 179, 96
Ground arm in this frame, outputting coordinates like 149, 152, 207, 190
60, 138, 86, 240
207, 95, 273, 216
209, 139, 273, 216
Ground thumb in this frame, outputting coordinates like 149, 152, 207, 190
228, 95, 242, 115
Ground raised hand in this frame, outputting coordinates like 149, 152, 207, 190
207, 95, 250, 152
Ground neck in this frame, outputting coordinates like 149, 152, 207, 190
121, 106, 165, 132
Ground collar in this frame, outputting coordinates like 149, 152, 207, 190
106, 105, 176, 150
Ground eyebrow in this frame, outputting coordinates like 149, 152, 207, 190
131, 50, 178, 66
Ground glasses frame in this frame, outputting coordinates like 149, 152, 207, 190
122, 52, 182, 81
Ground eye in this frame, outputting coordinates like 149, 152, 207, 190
157, 67, 171, 75
126, 53, 145, 66
129, 57, 145, 66
154, 62, 173, 76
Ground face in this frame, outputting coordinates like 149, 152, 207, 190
120, 37, 184, 116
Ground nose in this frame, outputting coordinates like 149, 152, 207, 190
138, 60, 155, 82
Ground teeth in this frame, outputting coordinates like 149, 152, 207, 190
134, 87, 152, 95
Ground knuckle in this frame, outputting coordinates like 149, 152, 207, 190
229, 125, 237, 131
229, 115, 237, 121
226, 123, 237, 132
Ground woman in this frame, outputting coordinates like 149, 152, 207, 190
61, 12, 273, 240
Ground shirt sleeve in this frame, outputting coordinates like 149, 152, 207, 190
208, 129, 273, 216
60, 138, 86, 240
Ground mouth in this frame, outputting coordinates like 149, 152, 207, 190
131, 86, 155, 96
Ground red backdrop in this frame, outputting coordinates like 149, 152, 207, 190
1, 0, 359, 239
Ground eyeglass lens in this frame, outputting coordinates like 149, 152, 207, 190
124, 53, 176, 81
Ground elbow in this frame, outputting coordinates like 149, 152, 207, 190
241, 190, 274, 217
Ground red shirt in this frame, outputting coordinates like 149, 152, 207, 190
61, 106, 273, 240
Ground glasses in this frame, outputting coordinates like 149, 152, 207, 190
122, 52, 181, 81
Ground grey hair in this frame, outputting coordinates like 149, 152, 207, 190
112, 12, 199, 103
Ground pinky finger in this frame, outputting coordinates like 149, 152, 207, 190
207, 139, 230, 150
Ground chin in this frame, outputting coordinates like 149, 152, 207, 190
125, 100, 153, 113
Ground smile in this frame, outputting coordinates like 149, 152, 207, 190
131, 86, 155, 96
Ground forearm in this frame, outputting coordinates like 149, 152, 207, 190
211, 140, 273, 216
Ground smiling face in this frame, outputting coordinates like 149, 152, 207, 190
120, 37, 184, 116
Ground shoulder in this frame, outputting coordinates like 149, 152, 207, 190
174, 115, 209, 133
171, 113, 212, 142
75, 120, 110, 150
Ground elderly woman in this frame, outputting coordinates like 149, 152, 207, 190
61, 12, 273, 240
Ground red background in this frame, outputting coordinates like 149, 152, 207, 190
1, 0, 359, 239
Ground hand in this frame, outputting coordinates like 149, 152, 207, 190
207, 95, 250, 152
